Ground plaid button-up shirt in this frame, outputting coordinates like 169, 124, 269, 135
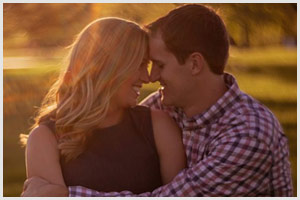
69, 73, 293, 197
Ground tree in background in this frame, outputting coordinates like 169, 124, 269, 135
4, 4, 91, 48
216, 3, 297, 47
4, 3, 297, 49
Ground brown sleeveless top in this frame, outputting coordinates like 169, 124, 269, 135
42, 106, 162, 193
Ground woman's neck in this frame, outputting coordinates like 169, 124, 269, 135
100, 106, 125, 128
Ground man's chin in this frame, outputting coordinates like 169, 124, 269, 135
161, 96, 173, 106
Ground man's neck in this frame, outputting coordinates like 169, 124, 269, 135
183, 74, 227, 118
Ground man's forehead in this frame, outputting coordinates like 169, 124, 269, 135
149, 34, 168, 61
149, 32, 164, 45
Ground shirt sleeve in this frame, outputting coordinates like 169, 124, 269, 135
69, 135, 272, 197
150, 135, 272, 196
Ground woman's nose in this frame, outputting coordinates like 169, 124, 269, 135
149, 65, 160, 82
140, 67, 150, 84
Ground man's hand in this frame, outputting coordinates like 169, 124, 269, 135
21, 176, 68, 197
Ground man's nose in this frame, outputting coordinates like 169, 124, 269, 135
150, 66, 160, 82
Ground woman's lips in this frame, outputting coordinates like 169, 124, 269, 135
132, 86, 141, 96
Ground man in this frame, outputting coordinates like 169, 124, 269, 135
23, 4, 293, 196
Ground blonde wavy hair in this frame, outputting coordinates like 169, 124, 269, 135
21, 17, 148, 162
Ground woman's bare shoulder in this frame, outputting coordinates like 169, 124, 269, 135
27, 125, 57, 148
150, 109, 186, 183
151, 109, 174, 125
150, 109, 182, 149
26, 125, 64, 186
151, 109, 180, 133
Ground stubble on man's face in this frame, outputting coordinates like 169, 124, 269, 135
149, 34, 191, 108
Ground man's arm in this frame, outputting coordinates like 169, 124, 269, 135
149, 135, 272, 196
69, 92, 273, 196
69, 135, 272, 196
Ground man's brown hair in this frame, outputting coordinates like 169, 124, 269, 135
146, 4, 229, 74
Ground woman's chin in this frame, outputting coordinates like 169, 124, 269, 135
124, 98, 138, 108
130, 100, 138, 107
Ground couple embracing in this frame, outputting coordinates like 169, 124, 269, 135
21, 4, 293, 197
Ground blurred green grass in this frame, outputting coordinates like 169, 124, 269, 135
3, 46, 297, 196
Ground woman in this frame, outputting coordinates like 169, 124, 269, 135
21, 17, 186, 196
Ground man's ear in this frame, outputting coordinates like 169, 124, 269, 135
189, 52, 205, 75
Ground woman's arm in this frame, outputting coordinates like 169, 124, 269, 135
151, 109, 187, 184
22, 125, 68, 196
22, 176, 68, 197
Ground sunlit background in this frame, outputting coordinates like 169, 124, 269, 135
3, 3, 297, 196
